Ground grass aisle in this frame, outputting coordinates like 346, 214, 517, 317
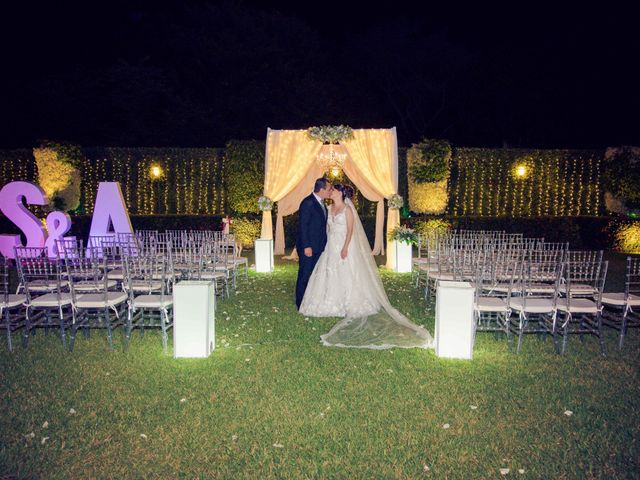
1, 259, 639, 479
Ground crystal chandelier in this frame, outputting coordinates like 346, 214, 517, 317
317, 143, 347, 175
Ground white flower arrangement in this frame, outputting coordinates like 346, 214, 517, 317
307, 125, 354, 144
388, 225, 418, 245
257, 196, 273, 211
388, 194, 404, 209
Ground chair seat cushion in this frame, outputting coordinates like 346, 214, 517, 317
556, 298, 599, 313
509, 297, 555, 313
475, 297, 509, 313
76, 292, 128, 308
74, 279, 118, 292
559, 284, 596, 295
1, 294, 27, 308
526, 283, 556, 293
129, 281, 163, 292
601, 292, 640, 307
133, 295, 173, 309
200, 271, 226, 280
28, 280, 69, 292
107, 269, 124, 280
29, 293, 74, 308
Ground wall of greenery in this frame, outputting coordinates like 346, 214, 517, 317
450, 148, 603, 216
225, 140, 265, 214
0, 144, 622, 220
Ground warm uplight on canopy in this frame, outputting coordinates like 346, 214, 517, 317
259, 128, 401, 269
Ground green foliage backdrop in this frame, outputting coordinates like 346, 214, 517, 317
224, 140, 265, 214
0, 145, 617, 219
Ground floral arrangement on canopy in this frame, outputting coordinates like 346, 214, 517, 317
388, 194, 404, 209
307, 125, 354, 144
257, 196, 273, 211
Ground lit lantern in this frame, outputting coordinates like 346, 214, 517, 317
150, 165, 163, 179
515, 164, 528, 178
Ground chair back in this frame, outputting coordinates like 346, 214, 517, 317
625, 257, 640, 302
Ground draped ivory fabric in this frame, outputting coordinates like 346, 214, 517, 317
260, 127, 400, 268
261, 129, 322, 241
341, 128, 399, 268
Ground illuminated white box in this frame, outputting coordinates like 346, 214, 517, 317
394, 241, 413, 273
173, 281, 215, 358
255, 239, 274, 273
435, 281, 475, 359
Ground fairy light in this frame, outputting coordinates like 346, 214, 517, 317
594, 155, 601, 215
477, 156, 485, 215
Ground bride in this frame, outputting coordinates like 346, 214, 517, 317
299, 184, 433, 349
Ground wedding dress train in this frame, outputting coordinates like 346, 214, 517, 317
299, 199, 433, 349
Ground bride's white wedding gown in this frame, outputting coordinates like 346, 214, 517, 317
299, 199, 433, 349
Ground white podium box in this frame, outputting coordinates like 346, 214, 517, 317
255, 239, 274, 272
173, 281, 216, 358
435, 281, 476, 359
394, 241, 413, 273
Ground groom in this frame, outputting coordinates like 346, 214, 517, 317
295, 177, 333, 310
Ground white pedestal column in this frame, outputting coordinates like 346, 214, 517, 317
394, 241, 413, 273
255, 239, 274, 272
173, 280, 216, 358
435, 281, 476, 359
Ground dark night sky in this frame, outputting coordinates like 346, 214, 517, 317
1, 1, 638, 148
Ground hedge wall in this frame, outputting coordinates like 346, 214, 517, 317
0, 145, 618, 219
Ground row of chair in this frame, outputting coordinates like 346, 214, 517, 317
0, 230, 248, 353
413, 230, 639, 354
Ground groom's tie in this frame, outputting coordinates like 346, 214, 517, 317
318, 198, 326, 218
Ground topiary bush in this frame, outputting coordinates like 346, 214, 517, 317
408, 139, 452, 183
225, 140, 265, 214
602, 147, 640, 212
34, 141, 83, 212
610, 221, 640, 254
407, 139, 451, 214
413, 217, 452, 238
231, 217, 261, 249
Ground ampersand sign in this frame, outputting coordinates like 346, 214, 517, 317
44, 211, 73, 258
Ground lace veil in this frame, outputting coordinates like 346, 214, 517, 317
320, 199, 433, 349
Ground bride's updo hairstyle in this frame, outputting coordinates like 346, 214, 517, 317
334, 184, 354, 200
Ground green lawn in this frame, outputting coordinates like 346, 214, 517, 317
1, 255, 639, 479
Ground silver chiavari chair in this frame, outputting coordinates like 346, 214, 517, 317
602, 257, 640, 350
1, 256, 27, 351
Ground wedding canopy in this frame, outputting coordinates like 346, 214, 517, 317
259, 127, 401, 269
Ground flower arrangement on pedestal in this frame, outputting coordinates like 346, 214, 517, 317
388, 225, 418, 245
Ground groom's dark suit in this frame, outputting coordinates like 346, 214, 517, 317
295, 193, 328, 309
